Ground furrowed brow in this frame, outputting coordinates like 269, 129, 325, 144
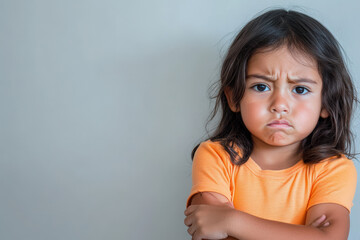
289, 78, 318, 84
246, 74, 276, 81
246, 74, 318, 84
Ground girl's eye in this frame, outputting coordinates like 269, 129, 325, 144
293, 86, 310, 94
252, 84, 270, 92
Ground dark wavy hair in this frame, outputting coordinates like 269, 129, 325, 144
192, 9, 357, 165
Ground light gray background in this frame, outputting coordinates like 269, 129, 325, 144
1, 0, 359, 239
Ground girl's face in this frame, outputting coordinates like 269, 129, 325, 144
227, 45, 328, 149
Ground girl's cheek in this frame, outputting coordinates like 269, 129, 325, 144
241, 101, 268, 122
293, 102, 322, 127
295, 99, 321, 114
249, 104, 266, 117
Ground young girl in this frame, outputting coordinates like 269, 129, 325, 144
184, 9, 357, 240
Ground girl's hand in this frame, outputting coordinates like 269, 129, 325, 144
184, 204, 235, 240
308, 214, 330, 228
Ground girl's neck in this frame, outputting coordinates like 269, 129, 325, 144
250, 139, 302, 171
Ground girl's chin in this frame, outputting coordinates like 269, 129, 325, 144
254, 136, 301, 148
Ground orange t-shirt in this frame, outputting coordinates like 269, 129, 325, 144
187, 140, 357, 224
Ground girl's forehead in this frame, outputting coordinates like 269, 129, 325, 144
247, 45, 320, 77
250, 45, 317, 68
244, 46, 323, 86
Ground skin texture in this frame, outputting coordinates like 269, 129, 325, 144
184, 46, 350, 239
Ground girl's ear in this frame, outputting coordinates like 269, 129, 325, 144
320, 108, 329, 118
224, 87, 239, 112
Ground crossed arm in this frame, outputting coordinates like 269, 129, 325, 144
184, 192, 350, 240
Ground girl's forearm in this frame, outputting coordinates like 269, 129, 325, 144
227, 210, 328, 240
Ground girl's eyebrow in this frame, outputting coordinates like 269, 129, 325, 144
246, 74, 318, 84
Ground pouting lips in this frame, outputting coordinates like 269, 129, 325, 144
267, 119, 292, 127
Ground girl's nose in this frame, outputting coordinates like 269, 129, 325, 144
270, 92, 289, 114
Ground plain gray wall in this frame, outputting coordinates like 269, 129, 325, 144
1, 0, 359, 239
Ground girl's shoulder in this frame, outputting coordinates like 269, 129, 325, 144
198, 139, 241, 157
315, 154, 355, 166
200, 139, 241, 151
195, 139, 236, 167
197, 139, 227, 156
311, 155, 357, 178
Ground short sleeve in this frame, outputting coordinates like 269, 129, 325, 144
307, 157, 357, 213
186, 141, 233, 207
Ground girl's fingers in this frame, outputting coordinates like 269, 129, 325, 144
310, 215, 331, 228
310, 214, 326, 227
184, 215, 192, 227
184, 205, 199, 216
323, 222, 330, 227
187, 224, 196, 236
